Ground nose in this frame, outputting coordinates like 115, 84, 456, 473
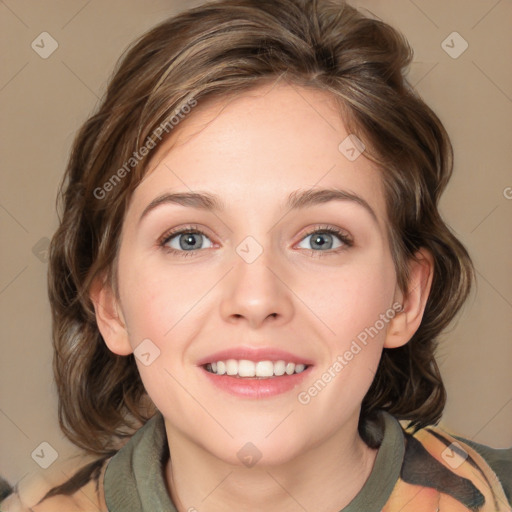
219, 245, 294, 329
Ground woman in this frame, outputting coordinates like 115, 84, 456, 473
2, 0, 510, 510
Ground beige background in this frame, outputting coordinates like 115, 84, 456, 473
1, 0, 511, 489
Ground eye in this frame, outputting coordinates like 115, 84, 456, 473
296, 226, 352, 255
159, 225, 213, 257
158, 224, 353, 258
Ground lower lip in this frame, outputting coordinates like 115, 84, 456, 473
200, 366, 312, 398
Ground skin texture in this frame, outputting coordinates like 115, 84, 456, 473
91, 81, 433, 512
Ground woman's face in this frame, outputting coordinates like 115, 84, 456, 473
113, 82, 401, 466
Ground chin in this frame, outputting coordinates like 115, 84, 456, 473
207, 432, 309, 469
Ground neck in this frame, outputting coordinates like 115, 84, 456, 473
164, 415, 378, 512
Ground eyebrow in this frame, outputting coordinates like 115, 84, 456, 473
138, 188, 378, 225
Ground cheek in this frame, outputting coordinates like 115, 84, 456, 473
307, 253, 397, 344
118, 257, 218, 356
117, 264, 204, 414
303, 252, 396, 396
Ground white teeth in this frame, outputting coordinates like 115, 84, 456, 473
273, 360, 286, 376
238, 360, 256, 377
225, 359, 238, 376
205, 359, 308, 377
217, 361, 226, 375
255, 361, 274, 377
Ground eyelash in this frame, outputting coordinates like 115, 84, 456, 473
158, 224, 353, 258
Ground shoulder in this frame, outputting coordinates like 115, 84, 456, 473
451, 433, 512, 503
0, 455, 111, 512
397, 422, 511, 509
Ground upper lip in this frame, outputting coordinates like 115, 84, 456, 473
196, 347, 314, 367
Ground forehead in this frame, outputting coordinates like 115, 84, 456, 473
130, 82, 387, 227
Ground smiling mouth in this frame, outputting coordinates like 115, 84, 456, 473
203, 359, 310, 378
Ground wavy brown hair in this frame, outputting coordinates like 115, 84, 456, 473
48, 0, 474, 456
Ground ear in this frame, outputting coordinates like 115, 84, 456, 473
384, 248, 434, 349
89, 274, 133, 356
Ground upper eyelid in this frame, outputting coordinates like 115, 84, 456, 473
302, 225, 351, 238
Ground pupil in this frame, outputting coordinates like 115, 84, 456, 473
312, 233, 332, 250
181, 233, 200, 249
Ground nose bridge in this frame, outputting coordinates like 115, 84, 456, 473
219, 234, 293, 327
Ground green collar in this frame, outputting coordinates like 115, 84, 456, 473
104, 410, 405, 511
104, 413, 176, 512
